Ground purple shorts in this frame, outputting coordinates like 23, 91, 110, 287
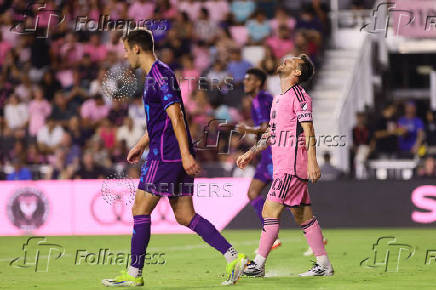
138, 159, 194, 197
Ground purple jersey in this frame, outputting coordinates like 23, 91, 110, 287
251, 90, 273, 183
143, 60, 194, 161
250, 90, 273, 127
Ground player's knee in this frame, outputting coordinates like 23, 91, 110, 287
262, 205, 280, 219
174, 213, 192, 226
247, 189, 259, 201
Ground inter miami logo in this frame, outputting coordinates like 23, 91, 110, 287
7, 188, 49, 231
300, 102, 308, 111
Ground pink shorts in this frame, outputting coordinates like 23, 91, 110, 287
267, 173, 311, 208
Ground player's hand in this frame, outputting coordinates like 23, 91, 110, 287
236, 151, 255, 169
307, 161, 321, 183
182, 154, 201, 176
127, 145, 144, 164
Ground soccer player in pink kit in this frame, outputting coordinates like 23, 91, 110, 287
236, 54, 334, 277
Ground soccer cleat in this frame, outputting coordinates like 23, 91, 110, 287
222, 253, 248, 285
101, 270, 144, 287
255, 238, 281, 255
242, 260, 265, 277
298, 262, 334, 277
303, 238, 328, 256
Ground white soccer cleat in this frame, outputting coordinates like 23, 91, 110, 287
298, 262, 334, 277
243, 260, 265, 277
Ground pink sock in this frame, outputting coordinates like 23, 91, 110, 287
258, 218, 279, 258
301, 216, 326, 256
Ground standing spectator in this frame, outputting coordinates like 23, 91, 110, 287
40, 70, 61, 102
227, 47, 252, 83
246, 9, 271, 44
204, 0, 229, 22
37, 117, 65, 154
97, 119, 117, 150
231, 0, 256, 23
68, 116, 93, 147
177, 0, 202, 21
0, 31, 12, 67
352, 112, 373, 179
425, 110, 436, 154
398, 101, 424, 156
28, 87, 52, 136
374, 103, 403, 157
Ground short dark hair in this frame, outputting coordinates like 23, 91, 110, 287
246, 68, 267, 87
122, 29, 154, 53
298, 54, 314, 83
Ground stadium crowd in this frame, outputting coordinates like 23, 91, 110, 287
3, 0, 433, 181
0, 0, 332, 180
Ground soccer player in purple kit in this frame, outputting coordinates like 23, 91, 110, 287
238, 68, 281, 250
102, 29, 247, 287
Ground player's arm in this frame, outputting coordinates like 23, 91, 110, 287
127, 132, 149, 163
236, 121, 269, 135
301, 121, 321, 183
236, 126, 271, 169
166, 103, 200, 176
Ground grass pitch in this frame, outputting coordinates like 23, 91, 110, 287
1, 228, 435, 290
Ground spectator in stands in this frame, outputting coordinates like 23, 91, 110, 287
37, 116, 65, 154
178, 0, 202, 21
227, 47, 252, 83
39, 70, 61, 102
296, 4, 324, 35
417, 155, 436, 178
398, 101, 424, 156
231, 0, 256, 23
51, 91, 75, 127
128, 97, 146, 130
207, 60, 229, 85
117, 117, 143, 149
374, 103, 402, 157
425, 110, 436, 154
14, 74, 33, 102
7, 158, 32, 180
4, 94, 28, 139
108, 101, 129, 127
194, 8, 219, 45
28, 87, 51, 137
204, 0, 229, 23
73, 151, 106, 179
246, 9, 271, 44
0, 30, 12, 67
320, 152, 342, 180
68, 116, 93, 147
266, 25, 295, 60
26, 143, 45, 165
80, 94, 110, 128
352, 112, 373, 179
83, 34, 107, 63
97, 119, 117, 150
269, 7, 296, 36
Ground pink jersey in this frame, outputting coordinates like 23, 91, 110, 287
269, 84, 313, 179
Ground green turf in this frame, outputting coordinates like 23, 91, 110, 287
1, 229, 435, 289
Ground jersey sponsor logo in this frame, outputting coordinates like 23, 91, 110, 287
297, 112, 312, 120
300, 102, 308, 111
